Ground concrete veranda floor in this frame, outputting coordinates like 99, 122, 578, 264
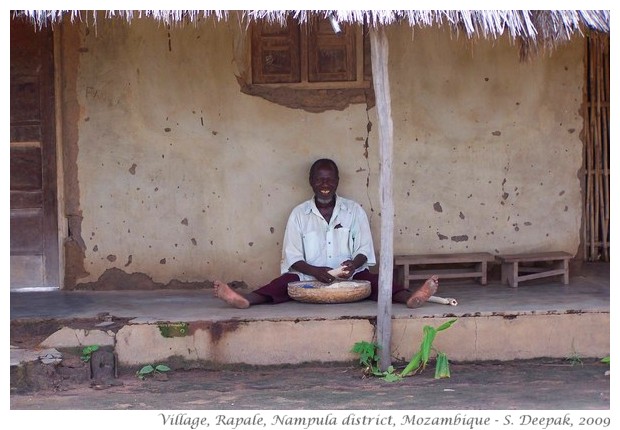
10, 262, 610, 324
9, 261, 611, 366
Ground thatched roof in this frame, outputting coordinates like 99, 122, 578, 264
14, 9, 609, 58
16, 10, 609, 39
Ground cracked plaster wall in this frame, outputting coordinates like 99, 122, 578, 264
60, 18, 583, 289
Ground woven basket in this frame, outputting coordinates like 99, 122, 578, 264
287, 280, 371, 304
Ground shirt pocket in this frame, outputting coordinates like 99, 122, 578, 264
332, 227, 352, 260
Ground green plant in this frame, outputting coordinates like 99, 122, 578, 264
80, 344, 100, 362
350, 341, 401, 381
400, 318, 457, 378
351, 341, 380, 373
136, 364, 171, 380
601, 356, 610, 364
566, 352, 583, 366
351, 318, 457, 382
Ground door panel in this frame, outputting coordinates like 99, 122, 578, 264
10, 17, 59, 290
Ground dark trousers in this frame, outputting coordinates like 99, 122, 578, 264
254, 269, 407, 304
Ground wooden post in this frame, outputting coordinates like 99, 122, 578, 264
370, 26, 394, 371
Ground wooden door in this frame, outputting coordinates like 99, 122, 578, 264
10, 17, 59, 290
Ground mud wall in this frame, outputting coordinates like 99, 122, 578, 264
58, 18, 584, 289
387, 27, 583, 256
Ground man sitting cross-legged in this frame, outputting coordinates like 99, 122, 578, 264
214, 158, 438, 309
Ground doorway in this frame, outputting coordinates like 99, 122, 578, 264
10, 17, 59, 290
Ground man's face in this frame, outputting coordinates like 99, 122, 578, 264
310, 165, 339, 204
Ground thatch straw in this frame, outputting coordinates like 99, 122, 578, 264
14, 10, 609, 46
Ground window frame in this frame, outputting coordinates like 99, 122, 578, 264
250, 18, 371, 90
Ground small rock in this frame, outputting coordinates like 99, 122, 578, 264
39, 348, 63, 365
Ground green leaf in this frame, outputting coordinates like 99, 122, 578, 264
82, 344, 100, 355
383, 372, 402, 382
436, 319, 458, 332
601, 356, 610, 364
371, 368, 384, 376
434, 352, 451, 379
138, 365, 155, 375
351, 341, 379, 368
80, 344, 100, 362
155, 364, 171, 372
436, 318, 457, 331
400, 351, 422, 377
420, 326, 437, 365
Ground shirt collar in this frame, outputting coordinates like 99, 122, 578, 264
304, 194, 344, 215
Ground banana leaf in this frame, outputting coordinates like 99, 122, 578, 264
400, 351, 422, 377
434, 352, 451, 379
436, 318, 458, 332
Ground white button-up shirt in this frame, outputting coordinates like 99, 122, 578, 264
280, 195, 376, 281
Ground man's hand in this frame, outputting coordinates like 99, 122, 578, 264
337, 260, 356, 278
337, 255, 367, 278
291, 261, 337, 283
328, 265, 350, 279
312, 266, 337, 283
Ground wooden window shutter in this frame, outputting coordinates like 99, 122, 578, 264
308, 19, 356, 82
251, 18, 301, 84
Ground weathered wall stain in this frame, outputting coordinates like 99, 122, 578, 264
210, 321, 244, 343
451, 235, 469, 242
75, 267, 221, 290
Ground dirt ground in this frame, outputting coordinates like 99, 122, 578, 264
10, 357, 610, 411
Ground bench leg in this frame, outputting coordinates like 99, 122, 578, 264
477, 261, 488, 285
400, 264, 409, 289
561, 259, 569, 285
502, 262, 518, 287
512, 263, 519, 287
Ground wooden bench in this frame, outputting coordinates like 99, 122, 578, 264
496, 251, 572, 288
394, 252, 495, 287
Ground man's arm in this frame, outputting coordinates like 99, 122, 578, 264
290, 260, 334, 283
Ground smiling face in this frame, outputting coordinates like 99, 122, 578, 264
309, 161, 339, 205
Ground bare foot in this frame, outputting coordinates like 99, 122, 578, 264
406, 275, 439, 309
213, 280, 250, 309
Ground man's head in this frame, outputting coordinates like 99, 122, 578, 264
309, 159, 339, 205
